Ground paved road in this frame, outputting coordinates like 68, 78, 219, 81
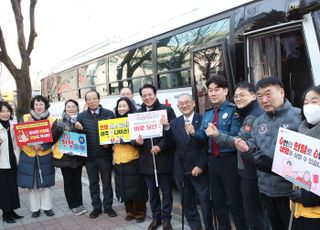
0, 169, 190, 230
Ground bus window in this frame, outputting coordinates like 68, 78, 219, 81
108, 75, 153, 95
58, 69, 78, 100
41, 75, 58, 102
108, 45, 152, 84
158, 69, 191, 89
248, 29, 314, 107
78, 58, 107, 98
157, 17, 230, 90
192, 41, 233, 114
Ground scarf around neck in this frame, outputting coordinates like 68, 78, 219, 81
298, 120, 320, 139
30, 109, 50, 121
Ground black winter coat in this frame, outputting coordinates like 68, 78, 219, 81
114, 159, 148, 202
77, 105, 114, 158
137, 99, 176, 174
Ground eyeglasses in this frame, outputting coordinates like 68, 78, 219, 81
178, 101, 192, 107
233, 93, 250, 100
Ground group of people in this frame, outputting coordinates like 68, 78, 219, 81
0, 76, 320, 230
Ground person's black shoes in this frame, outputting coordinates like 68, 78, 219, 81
2, 214, 16, 224
148, 219, 162, 230
125, 212, 134, 221
89, 209, 102, 218
44, 209, 54, 216
136, 216, 145, 223
104, 208, 117, 217
9, 211, 23, 219
31, 210, 41, 218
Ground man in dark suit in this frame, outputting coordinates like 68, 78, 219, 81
162, 93, 213, 230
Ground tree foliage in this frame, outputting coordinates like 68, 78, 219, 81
0, 0, 37, 120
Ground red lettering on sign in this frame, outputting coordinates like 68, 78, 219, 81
165, 99, 171, 107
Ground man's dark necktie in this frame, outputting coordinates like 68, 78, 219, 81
211, 108, 220, 156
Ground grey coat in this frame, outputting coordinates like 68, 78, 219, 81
244, 99, 301, 197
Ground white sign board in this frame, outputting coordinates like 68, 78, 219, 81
272, 128, 320, 195
128, 110, 167, 140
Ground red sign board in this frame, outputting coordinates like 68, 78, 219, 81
14, 120, 53, 147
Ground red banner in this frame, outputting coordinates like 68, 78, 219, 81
14, 120, 53, 147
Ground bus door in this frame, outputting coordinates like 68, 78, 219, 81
246, 23, 315, 107
191, 39, 235, 114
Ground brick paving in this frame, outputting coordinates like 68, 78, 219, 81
0, 170, 190, 230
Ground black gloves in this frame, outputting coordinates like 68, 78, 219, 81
288, 188, 302, 202
289, 188, 320, 207
256, 154, 273, 173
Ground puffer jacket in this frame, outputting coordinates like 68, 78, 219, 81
17, 113, 56, 188
245, 99, 301, 197
215, 100, 263, 179
292, 120, 320, 218
77, 105, 114, 158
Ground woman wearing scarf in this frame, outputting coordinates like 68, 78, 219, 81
289, 86, 320, 229
17, 95, 55, 218
114, 97, 147, 223
52, 99, 87, 215
0, 102, 23, 223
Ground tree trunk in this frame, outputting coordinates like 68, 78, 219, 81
15, 70, 32, 121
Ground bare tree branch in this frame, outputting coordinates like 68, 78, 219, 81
11, 0, 27, 59
26, 0, 37, 56
0, 27, 19, 79
0, 0, 35, 120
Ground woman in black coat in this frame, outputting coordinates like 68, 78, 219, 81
113, 97, 147, 223
52, 99, 87, 216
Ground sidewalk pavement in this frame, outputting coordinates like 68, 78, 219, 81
0, 170, 190, 230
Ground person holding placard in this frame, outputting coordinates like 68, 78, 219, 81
113, 97, 147, 223
51, 99, 87, 216
135, 84, 176, 230
0, 102, 23, 223
288, 86, 320, 229
17, 95, 56, 218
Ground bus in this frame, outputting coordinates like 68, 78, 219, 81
41, 0, 320, 117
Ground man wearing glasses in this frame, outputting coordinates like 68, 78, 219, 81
206, 82, 267, 230
161, 93, 213, 230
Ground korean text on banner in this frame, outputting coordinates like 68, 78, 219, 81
272, 127, 320, 196
14, 120, 53, 147
98, 117, 130, 144
128, 110, 167, 140
59, 131, 87, 157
